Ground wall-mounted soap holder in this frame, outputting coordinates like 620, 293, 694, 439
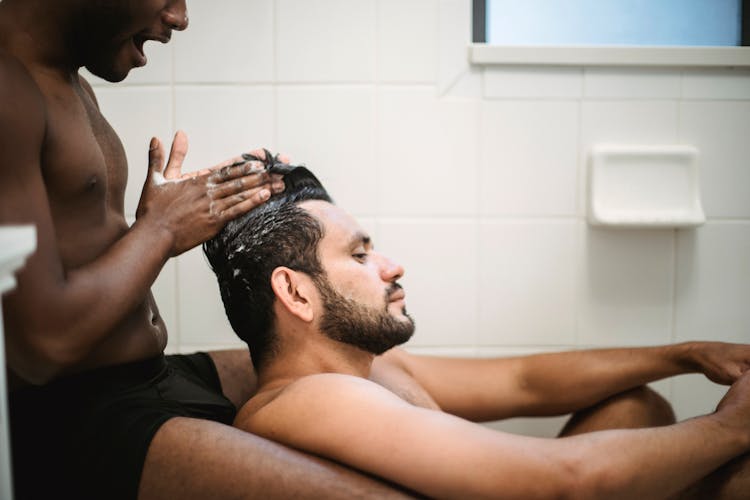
587, 144, 705, 228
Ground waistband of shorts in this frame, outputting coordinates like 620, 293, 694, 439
13, 355, 169, 398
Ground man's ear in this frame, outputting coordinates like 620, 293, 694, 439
270, 267, 316, 323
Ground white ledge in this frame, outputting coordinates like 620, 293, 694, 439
469, 44, 750, 68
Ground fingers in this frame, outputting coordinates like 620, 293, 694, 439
206, 173, 285, 219
164, 130, 189, 180
149, 137, 165, 175
212, 189, 276, 222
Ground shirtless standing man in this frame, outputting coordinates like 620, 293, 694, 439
0, 1, 410, 499
204, 168, 750, 499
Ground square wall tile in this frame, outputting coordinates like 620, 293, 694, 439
675, 223, 750, 344
578, 226, 675, 346
277, 86, 376, 215
580, 101, 680, 147
94, 87, 173, 217
174, 86, 275, 173
377, 0, 438, 83
679, 101, 750, 218
376, 87, 478, 216
377, 219, 478, 347
176, 246, 239, 345
484, 67, 582, 99
276, 0, 376, 82
682, 69, 750, 100
480, 101, 579, 216
437, 0, 472, 94
478, 221, 578, 346
583, 68, 681, 99
174, 0, 273, 83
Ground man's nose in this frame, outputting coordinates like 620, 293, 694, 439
378, 254, 404, 282
163, 0, 189, 31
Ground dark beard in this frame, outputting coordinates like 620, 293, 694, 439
315, 277, 415, 355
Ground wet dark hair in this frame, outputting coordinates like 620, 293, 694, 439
203, 155, 332, 371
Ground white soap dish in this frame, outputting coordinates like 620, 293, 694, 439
587, 144, 705, 228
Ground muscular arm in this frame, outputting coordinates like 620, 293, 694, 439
0, 59, 275, 383
238, 372, 750, 500
384, 342, 750, 421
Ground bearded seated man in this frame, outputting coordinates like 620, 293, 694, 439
203, 162, 750, 500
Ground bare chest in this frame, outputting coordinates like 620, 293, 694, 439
37, 76, 130, 265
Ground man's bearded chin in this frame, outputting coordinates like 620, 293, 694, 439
316, 278, 415, 355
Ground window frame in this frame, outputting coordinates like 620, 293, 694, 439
471, 0, 750, 68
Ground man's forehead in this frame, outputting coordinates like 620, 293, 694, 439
299, 200, 364, 241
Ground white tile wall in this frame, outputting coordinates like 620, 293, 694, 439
478, 221, 578, 346
679, 101, 750, 218
578, 227, 675, 346
484, 67, 582, 99
92, 0, 749, 434
583, 68, 681, 99
174, 0, 274, 83
376, 87, 478, 216
174, 86, 276, 173
480, 101, 579, 216
674, 223, 750, 344
377, 0, 438, 83
277, 85, 376, 215
276, 0, 376, 82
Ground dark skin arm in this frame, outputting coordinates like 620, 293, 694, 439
1, 58, 279, 383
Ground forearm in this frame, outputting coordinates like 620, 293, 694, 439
561, 413, 749, 500
7, 217, 173, 376
518, 345, 693, 415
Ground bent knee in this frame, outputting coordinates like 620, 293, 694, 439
614, 386, 676, 427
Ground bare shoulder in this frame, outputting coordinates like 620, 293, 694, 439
0, 51, 46, 126
0, 51, 46, 186
236, 373, 399, 432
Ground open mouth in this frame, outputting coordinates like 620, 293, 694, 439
131, 32, 171, 65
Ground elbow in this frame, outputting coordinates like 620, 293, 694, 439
545, 452, 610, 500
555, 454, 629, 500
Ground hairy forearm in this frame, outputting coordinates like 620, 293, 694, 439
517, 344, 693, 415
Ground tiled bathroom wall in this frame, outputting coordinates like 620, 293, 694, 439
88, 0, 750, 434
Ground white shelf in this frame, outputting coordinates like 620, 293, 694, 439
587, 145, 705, 228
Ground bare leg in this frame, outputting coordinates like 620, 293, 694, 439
559, 386, 676, 437
207, 349, 257, 408
139, 417, 414, 499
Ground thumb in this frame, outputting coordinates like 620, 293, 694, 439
164, 130, 189, 180
148, 136, 165, 179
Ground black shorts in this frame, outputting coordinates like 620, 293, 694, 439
9, 353, 237, 500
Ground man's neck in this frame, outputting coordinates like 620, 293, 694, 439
256, 334, 376, 394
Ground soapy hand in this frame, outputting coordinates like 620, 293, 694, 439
135, 132, 286, 256
686, 341, 750, 385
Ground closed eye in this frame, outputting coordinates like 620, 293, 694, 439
352, 252, 368, 262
